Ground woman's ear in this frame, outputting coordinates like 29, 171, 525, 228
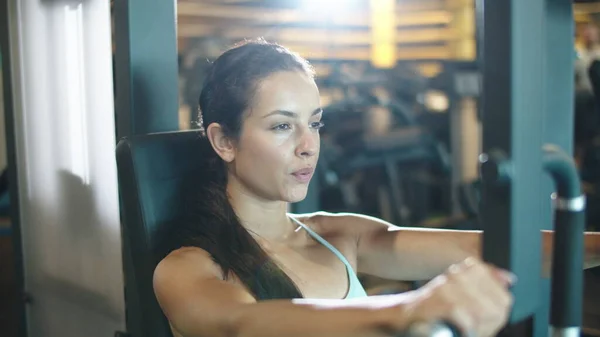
206, 123, 236, 163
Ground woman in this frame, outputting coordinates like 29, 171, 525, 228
153, 40, 599, 337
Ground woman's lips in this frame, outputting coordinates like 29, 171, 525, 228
291, 168, 314, 183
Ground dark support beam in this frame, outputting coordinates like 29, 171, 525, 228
480, 0, 578, 336
114, 0, 180, 138
0, 1, 28, 336
479, 0, 546, 332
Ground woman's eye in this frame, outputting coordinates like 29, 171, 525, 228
311, 121, 325, 129
273, 123, 292, 131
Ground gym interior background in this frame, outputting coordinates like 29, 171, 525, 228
0, 0, 600, 336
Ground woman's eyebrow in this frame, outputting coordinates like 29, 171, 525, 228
263, 108, 323, 118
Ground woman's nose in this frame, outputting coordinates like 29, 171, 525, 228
295, 128, 318, 158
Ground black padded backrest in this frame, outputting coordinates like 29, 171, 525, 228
116, 130, 206, 337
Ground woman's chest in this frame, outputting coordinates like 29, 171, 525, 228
264, 234, 358, 299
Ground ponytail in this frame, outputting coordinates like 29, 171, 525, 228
161, 137, 303, 300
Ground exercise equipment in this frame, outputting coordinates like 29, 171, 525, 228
315, 74, 451, 226
409, 0, 586, 336
115, 131, 207, 337
543, 146, 585, 337
478, 0, 581, 336
111, 0, 589, 336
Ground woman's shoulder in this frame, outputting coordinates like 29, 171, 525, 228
290, 211, 392, 239
154, 247, 225, 284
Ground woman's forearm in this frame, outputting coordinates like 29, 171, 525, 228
437, 230, 600, 277
292, 292, 418, 309
228, 295, 413, 337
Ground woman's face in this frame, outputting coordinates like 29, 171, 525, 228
230, 71, 323, 203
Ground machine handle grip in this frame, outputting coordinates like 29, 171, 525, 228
550, 207, 585, 328
542, 145, 585, 330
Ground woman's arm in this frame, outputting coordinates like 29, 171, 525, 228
228, 298, 405, 337
314, 212, 600, 281
154, 247, 512, 337
154, 247, 406, 337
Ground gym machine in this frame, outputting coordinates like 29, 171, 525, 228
405, 0, 586, 336
480, 0, 585, 336
110, 0, 586, 337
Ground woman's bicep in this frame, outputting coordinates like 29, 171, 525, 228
153, 248, 256, 337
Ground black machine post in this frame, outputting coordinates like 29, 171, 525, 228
543, 145, 585, 337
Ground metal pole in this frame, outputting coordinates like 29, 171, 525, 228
113, 0, 180, 138
542, 145, 584, 337
536, 0, 584, 336
479, 0, 546, 334
479, 1, 578, 336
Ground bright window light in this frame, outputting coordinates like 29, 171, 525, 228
301, 0, 361, 18
64, 4, 90, 184
370, 0, 396, 68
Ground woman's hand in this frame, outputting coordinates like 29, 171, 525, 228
392, 258, 515, 337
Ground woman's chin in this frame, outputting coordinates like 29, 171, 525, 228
284, 186, 309, 203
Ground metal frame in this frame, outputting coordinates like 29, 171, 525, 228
543, 2, 575, 336
1, 0, 579, 335
114, 0, 180, 138
479, 1, 574, 336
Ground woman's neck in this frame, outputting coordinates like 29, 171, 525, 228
226, 177, 298, 242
